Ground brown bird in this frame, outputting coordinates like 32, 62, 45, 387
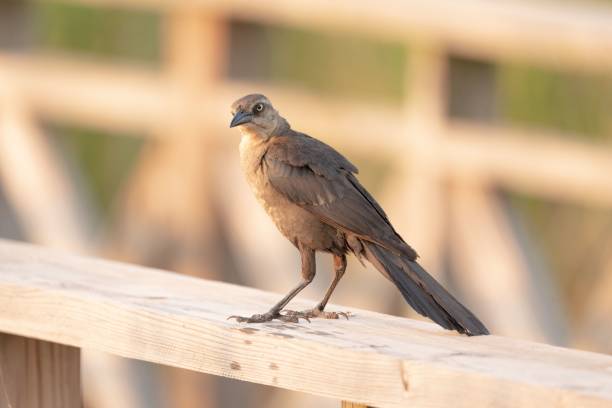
228, 93, 489, 336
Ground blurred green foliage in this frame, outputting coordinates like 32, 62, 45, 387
32, 1, 160, 65
229, 21, 406, 104
499, 65, 612, 141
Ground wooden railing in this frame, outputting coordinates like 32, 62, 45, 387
0, 239, 611, 408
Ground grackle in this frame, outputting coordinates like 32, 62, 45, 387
228, 94, 489, 336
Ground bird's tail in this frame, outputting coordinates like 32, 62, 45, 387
362, 241, 489, 336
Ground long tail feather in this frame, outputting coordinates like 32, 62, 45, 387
362, 241, 489, 336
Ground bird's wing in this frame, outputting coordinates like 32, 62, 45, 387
263, 133, 417, 259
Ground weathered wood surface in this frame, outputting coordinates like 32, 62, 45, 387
0, 240, 611, 407
0, 333, 81, 408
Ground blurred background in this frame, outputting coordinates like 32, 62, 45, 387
1, 0, 612, 406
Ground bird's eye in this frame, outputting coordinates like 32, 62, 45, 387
254, 103, 264, 113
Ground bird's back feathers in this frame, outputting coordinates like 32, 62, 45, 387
261, 129, 488, 335
263, 131, 417, 259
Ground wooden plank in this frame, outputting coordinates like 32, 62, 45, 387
387, 43, 447, 283
0, 333, 81, 408
0, 54, 180, 133
441, 122, 612, 208
43, 0, 612, 72
0, 239, 611, 408
0, 54, 400, 144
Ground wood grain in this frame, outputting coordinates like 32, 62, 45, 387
0, 333, 81, 408
0, 239, 611, 407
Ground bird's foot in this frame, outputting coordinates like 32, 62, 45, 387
282, 308, 351, 320
227, 310, 310, 324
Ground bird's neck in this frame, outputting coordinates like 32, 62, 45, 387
271, 116, 290, 137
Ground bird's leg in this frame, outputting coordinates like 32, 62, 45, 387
284, 254, 351, 320
228, 245, 315, 323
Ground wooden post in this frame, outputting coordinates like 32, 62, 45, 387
392, 42, 447, 276
112, 9, 228, 275
0, 334, 81, 408
127, 9, 228, 408
383, 42, 448, 316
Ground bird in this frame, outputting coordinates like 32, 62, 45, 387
227, 93, 489, 336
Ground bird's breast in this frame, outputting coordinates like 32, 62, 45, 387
238, 133, 338, 250
239, 133, 275, 209
239, 133, 266, 180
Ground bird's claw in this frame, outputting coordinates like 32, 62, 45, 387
278, 311, 310, 323
228, 308, 351, 323
227, 312, 277, 323
333, 311, 351, 320
227, 311, 310, 323
278, 312, 310, 323
283, 308, 351, 320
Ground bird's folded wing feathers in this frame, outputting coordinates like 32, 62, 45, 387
263, 134, 417, 260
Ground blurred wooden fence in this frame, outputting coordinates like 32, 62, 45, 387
1, 239, 612, 408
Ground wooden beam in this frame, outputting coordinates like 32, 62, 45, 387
441, 122, 612, 208
0, 333, 81, 408
0, 54, 399, 145
386, 43, 447, 285
0, 239, 611, 408
0, 54, 180, 133
3, 54, 611, 208
40, 0, 612, 72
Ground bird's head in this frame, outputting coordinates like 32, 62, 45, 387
230, 94, 287, 138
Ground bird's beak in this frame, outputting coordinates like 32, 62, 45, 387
230, 111, 253, 128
